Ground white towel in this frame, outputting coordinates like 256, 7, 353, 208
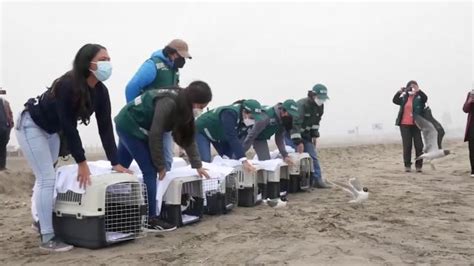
250, 158, 285, 172
32, 160, 116, 221
253, 145, 296, 160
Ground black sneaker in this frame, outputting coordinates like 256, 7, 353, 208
416, 168, 422, 173
39, 236, 73, 252
147, 217, 177, 232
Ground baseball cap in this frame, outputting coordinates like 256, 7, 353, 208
242, 99, 264, 121
311, 84, 329, 100
281, 99, 299, 117
168, 39, 192, 59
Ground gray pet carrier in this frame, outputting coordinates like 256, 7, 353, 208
265, 162, 289, 199
53, 173, 148, 249
286, 153, 313, 193
160, 176, 204, 227
202, 172, 238, 215
235, 166, 262, 207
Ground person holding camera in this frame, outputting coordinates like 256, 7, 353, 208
463, 88, 474, 177
393, 80, 428, 172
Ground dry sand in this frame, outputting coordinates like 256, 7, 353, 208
0, 139, 473, 265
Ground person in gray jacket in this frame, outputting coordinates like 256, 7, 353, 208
242, 100, 299, 164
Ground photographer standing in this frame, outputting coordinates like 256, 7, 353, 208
463, 88, 474, 177
393, 80, 427, 173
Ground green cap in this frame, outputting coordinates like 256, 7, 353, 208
242, 99, 264, 121
281, 99, 299, 118
311, 84, 329, 100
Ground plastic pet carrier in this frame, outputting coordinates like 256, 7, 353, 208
256, 169, 268, 200
202, 172, 238, 215
235, 166, 262, 207
160, 176, 204, 227
263, 162, 288, 199
287, 153, 313, 193
53, 173, 148, 249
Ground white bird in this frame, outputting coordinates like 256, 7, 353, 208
263, 197, 288, 216
330, 178, 369, 204
414, 114, 451, 170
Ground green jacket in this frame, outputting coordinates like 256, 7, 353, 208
290, 97, 324, 144
195, 104, 243, 142
115, 88, 179, 140
142, 57, 179, 94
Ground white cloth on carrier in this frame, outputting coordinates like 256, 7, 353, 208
31, 158, 237, 221
31, 159, 188, 221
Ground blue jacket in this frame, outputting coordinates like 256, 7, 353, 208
125, 49, 174, 102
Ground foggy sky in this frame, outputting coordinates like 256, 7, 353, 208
1, 1, 472, 147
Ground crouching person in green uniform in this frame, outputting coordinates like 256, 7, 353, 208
114, 81, 212, 231
195, 99, 264, 172
242, 99, 299, 164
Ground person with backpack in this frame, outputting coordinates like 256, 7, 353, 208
15, 44, 130, 252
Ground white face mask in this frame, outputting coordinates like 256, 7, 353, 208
193, 108, 203, 118
243, 118, 255, 126
314, 97, 326, 106
90, 61, 112, 82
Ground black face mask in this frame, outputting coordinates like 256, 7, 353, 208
173, 57, 186, 69
281, 116, 293, 131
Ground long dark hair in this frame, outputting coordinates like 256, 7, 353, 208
172, 81, 212, 147
51, 44, 106, 125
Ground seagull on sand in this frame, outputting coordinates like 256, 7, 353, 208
263, 197, 288, 216
330, 177, 369, 204
414, 114, 451, 170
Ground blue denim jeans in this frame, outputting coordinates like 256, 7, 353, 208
16, 112, 60, 237
195, 133, 237, 162
118, 131, 173, 172
285, 135, 322, 181
116, 126, 165, 217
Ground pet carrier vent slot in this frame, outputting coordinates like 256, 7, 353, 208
56, 190, 83, 204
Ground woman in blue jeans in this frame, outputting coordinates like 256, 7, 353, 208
114, 81, 211, 231
16, 44, 130, 252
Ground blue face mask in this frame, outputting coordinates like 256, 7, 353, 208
90, 61, 112, 81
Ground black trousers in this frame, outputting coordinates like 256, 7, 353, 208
0, 129, 11, 169
400, 125, 423, 168
469, 140, 474, 174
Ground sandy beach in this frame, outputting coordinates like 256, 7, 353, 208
0, 139, 472, 265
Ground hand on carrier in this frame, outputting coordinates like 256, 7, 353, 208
77, 161, 92, 189
158, 169, 166, 180
296, 143, 304, 153
113, 164, 133, 174
196, 167, 210, 179
243, 160, 256, 173
283, 156, 294, 166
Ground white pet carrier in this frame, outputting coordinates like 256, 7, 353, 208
202, 172, 238, 215
286, 153, 313, 192
53, 173, 147, 249
235, 166, 262, 207
160, 175, 204, 227
265, 162, 289, 199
